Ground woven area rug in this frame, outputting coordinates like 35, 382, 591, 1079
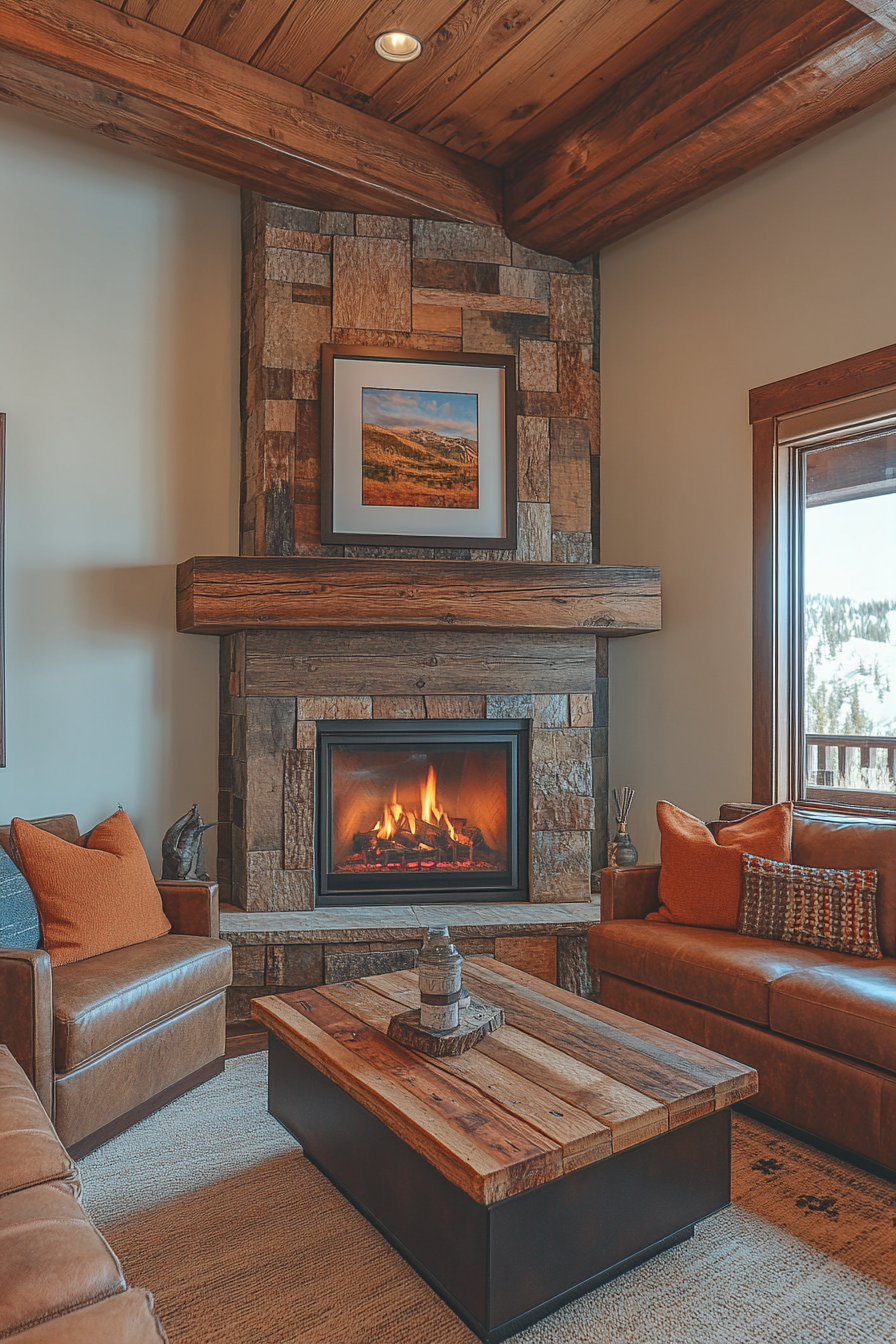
80, 1054, 896, 1343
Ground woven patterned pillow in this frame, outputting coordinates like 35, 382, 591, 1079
739, 853, 882, 959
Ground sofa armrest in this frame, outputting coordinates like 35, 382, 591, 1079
600, 866, 661, 921
718, 802, 762, 821
0, 949, 54, 1116
156, 881, 220, 939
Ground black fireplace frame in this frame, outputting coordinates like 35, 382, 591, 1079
316, 719, 528, 906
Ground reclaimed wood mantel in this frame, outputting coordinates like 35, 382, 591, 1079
176, 558, 661, 637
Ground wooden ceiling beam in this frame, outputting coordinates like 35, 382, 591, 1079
0, 0, 502, 226
846, 1, 896, 36
505, 1, 896, 258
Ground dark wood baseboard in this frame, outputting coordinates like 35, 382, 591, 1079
735, 1103, 896, 1185
226, 1021, 268, 1058
67, 1056, 225, 1159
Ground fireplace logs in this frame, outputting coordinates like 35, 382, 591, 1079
339, 764, 500, 875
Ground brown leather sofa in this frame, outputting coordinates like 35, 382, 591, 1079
588, 806, 896, 1175
0, 814, 232, 1157
0, 1044, 167, 1341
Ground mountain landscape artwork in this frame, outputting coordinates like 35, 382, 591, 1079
361, 387, 479, 509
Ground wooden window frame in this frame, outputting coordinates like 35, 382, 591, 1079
749, 343, 896, 815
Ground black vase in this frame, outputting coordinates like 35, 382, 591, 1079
613, 825, 639, 867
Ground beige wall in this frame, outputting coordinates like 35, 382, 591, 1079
0, 106, 240, 868
5, 90, 895, 878
601, 95, 896, 863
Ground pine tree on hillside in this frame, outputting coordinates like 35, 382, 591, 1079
804, 594, 896, 736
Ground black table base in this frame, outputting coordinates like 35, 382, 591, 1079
268, 1031, 731, 1343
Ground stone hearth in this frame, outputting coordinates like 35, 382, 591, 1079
222, 900, 598, 1023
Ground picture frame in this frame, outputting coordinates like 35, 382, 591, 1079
321, 345, 517, 550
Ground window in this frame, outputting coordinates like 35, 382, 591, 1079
750, 346, 896, 813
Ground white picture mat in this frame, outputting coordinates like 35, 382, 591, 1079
331, 356, 506, 539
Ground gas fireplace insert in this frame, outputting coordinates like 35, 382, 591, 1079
317, 719, 528, 905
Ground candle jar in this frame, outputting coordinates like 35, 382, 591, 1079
418, 926, 463, 1034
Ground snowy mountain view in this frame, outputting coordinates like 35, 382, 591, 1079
804, 595, 896, 738
803, 489, 896, 794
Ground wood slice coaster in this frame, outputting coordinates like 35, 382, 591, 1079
387, 995, 504, 1057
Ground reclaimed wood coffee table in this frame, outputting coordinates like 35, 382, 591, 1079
253, 958, 757, 1344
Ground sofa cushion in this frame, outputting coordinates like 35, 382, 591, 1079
739, 854, 882, 959
793, 810, 896, 959
12, 811, 171, 968
10, 1287, 168, 1343
649, 801, 792, 930
52, 934, 232, 1073
769, 961, 896, 1073
0, 1183, 125, 1337
0, 1046, 79, 1199
588, 920, 855, 1025
54, 996, 225, 1150
0, 847, 40, 950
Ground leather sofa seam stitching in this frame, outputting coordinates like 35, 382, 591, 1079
0, 1173, 79, 1198
0, 1286, 126, 1341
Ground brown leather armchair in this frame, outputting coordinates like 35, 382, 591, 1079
0, 815, 232, 1158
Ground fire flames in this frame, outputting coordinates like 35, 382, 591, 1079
375, 766, 456, 842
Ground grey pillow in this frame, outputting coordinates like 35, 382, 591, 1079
0, 847, 41, 949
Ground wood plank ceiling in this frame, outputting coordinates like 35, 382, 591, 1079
2, 0, 896, 258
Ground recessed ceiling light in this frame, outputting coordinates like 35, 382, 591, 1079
374, 31, 422, 63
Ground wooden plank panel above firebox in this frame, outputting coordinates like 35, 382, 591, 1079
177, 557, 661, 636
241, 631, 599, 697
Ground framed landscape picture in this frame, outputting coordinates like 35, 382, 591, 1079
321, 345, 517, 549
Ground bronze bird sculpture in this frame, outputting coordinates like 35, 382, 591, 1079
161, 804, 216, 881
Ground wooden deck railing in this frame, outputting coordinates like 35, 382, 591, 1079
805, 733, 896, 789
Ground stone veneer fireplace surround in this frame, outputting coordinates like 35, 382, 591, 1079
173, 198, 662, 1013
215, 635, 608, 912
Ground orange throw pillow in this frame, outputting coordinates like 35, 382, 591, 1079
647, 801, 793, 930
11, 810, 170, 967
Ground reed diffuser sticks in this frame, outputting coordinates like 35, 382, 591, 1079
613, 786, 635, 827
609, 787, 638, 866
